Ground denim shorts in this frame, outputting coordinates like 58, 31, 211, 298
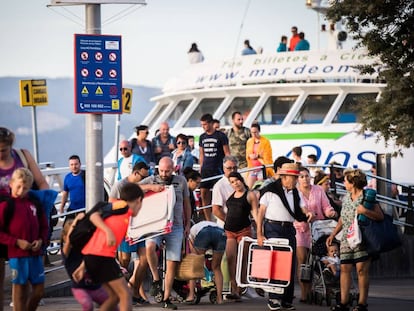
118, 237, 145, 253
194, 226, 226, 252
9, 256, 45, 285
146, 226, 184, 261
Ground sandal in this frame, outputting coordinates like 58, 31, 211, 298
353, 304, 368, 311
331, 303, 350, 311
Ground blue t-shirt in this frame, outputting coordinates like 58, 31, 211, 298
295, 40, 310, 51
63, 172, 85, 211
199, 130, 229, 171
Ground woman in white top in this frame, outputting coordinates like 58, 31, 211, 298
188, 43, 204, 64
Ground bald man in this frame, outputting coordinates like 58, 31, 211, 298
152, 122, 176, 164
139, 157, 191, 310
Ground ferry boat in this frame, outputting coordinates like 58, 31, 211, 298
103, 2, 413, 186
103, 47, 413, 185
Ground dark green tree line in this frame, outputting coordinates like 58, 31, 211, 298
327, 0, 414, 151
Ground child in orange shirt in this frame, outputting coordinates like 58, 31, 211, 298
73, 182, 144, 311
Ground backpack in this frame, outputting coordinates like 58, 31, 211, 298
69, 200, 129, 252
0, 194, 44, 233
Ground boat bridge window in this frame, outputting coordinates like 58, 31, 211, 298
255, 96, 297, 125
333, 93, 378, 123
184, 98, 224, 127
219, 97, 258, 126
146, 103, 169, 125
165, 100, 192, 127
292, 94, 337, 124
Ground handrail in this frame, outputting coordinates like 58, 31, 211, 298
41, 160, 413, 258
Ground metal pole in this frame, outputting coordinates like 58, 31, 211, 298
85, 4, 104, 211
114, 114, 121, 163
31, 106, 39, 163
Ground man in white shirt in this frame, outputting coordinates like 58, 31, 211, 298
256, 163, 313, 311
212, 156, 239, 228
117, 140, 146, 181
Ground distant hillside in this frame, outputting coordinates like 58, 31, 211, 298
0, 77, 160, 167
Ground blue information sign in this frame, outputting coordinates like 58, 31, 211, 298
74, 34, 122, 113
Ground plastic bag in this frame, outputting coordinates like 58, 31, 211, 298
346, 213, 362, 249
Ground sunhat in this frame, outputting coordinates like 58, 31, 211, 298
277, 163, 300, 176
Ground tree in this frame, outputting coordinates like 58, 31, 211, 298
327, 0, 414, 151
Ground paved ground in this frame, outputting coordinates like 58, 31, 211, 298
3, 278, 413, 310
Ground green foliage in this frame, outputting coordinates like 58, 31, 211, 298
327, 0, 414, 149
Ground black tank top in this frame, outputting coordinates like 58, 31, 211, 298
224, 191, 251, 232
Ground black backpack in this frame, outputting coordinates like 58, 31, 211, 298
69, 200, 129, 252
0, 195, 44, 232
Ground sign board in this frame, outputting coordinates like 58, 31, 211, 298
122, 88, 133, 114
19, 79, 48, 107
74, 34, 122, 113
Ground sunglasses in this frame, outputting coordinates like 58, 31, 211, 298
176, 141, 186, 145
119, 147, 128, 151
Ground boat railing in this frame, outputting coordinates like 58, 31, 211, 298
39, 160, 413, 260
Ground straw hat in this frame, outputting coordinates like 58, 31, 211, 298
277, 162, 300, 176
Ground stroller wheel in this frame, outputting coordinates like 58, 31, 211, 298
240, 287, 248, 296
209, 290, 217, 304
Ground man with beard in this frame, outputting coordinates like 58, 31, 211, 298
139, 157, 191, 310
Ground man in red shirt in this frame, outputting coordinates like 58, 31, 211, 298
289, 26, 300, 51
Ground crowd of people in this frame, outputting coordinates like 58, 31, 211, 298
187, 25, 310, 64
0, 119, 382, 311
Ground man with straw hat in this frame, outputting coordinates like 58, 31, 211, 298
256, 162, 314, 311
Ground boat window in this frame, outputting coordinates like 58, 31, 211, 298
146, 103, 169, 125
184, 98, 224, 127
292, 94, 337, 124
165, 100, 192, 127
219, 97, 259, 126
333, 93, 378, 123
256, 96, 297, 125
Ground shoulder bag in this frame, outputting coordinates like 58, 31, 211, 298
359, 210, 402, 255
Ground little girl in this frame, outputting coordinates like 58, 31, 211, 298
61, 215, 113, 311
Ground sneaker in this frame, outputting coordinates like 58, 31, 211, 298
150, 280, 162, 296
162, 299, 177, 310
267, 299, 282, 311
281, 302, 296, 310
38, 299, 45, 306
132, 296, 150, 305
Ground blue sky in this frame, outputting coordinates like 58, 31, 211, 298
0, 0, 350, 88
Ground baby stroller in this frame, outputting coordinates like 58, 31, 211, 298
308, 219, 342, 306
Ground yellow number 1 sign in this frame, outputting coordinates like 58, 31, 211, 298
19, 79, 48, 107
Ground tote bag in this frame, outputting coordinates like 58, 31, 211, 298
359, 212, 402, 255
346, 213, 362, 249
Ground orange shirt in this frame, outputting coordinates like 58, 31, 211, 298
289, 34, 300, 51
82, 209, 132, 258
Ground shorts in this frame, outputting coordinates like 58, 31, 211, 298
194, 226, 226, 252
84, 255, 124, 284
225, 226, 252, 243
71, 287, 109, 309
146, 226, 183, 261
295, 225, 311, 248
9, 256, 45, 285
118, 238, 145, 253
200, 168, 222, 189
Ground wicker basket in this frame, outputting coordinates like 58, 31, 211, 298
176, 254, 205, 281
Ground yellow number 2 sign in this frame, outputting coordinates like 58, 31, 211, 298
122, 88, 133, 114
